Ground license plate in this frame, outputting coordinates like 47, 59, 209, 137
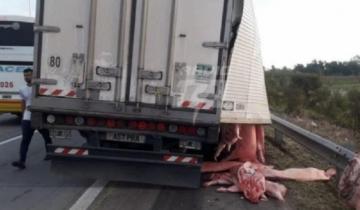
106, 133, 146, 144
50, 129, 72, 139
179, 140, 202, 150
2, 95, 11, 99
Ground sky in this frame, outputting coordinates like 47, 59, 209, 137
0, 0, 36, 17
0, 0, 359, 68
253, 0, 360, 68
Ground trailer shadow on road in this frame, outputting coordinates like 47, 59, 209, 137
89, 182, 293, 210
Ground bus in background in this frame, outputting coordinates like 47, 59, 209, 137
0, 15, 34, 116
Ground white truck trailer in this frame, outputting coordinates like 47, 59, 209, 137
30, 0, 270, 188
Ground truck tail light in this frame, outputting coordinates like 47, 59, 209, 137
178, 126, 187, 135
128, 121, 138, 129
116, 120, 125, 128
197, 128, 206, 137
65, 116, 75, 125
157, 123, 167, 132
74, 117, 85, 126
46, 115, 56, 124
177, 126, 200, 136
169, 125, 178, 133
138, 121, 148, 130
148, 122, 157, 131
50, 114, 206, 138
96, 119, 106, 126
87, 118, 97, 126
187, 127, 197, 136
106, 119, 116, 128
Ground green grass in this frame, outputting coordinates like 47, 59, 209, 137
322, 76, 360, 92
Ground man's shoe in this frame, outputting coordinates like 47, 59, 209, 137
12, 161, 26, 170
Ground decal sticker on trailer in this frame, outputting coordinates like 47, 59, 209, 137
195, 64, 213, 84
172, 62, 187, 94
47, 55, 62, 69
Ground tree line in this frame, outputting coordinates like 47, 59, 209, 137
270, 58, 360, 76
265, 69, 360, 134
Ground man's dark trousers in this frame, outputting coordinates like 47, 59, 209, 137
20, 120, 52, 163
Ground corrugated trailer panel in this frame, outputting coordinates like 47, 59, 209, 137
220, 0, 271, 124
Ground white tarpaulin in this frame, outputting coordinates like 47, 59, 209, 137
220, 0, 271, 124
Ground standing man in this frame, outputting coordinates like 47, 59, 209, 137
12, 68, 52, 169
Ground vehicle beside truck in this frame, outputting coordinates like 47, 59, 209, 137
0, 16, 34, 116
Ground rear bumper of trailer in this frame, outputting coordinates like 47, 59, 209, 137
47, 145, 203, 188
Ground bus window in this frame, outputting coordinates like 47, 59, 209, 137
0, 21, 34, 47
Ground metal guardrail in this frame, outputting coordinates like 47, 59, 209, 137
271, 114, 355, 169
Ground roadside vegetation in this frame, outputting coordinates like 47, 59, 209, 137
264, 58, 360, 209
265, 59, 360, 136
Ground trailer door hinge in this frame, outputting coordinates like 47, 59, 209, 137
139, 70, 163, 80
145, 85, 170, 96
87, 81, 111, 91
202, 42, 228, 49
34, 25, 61, 33
198, 93, 216, 100
96, 66, 122, 78
32, 78, 58, 85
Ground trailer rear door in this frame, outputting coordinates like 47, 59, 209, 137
38, 0, 225, 111
127, 0, 225, 111
38, 0, 130, 101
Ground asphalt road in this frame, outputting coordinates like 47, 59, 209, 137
0, 114, 93, 210
89, 182, 293, 210
0, 113, 293, 210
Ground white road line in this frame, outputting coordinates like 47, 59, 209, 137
0, 130, 39, 146
1, 133, 107, 209
0, 131, 41, 147
69, 179, 108, 210
0, 135, 22, 146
